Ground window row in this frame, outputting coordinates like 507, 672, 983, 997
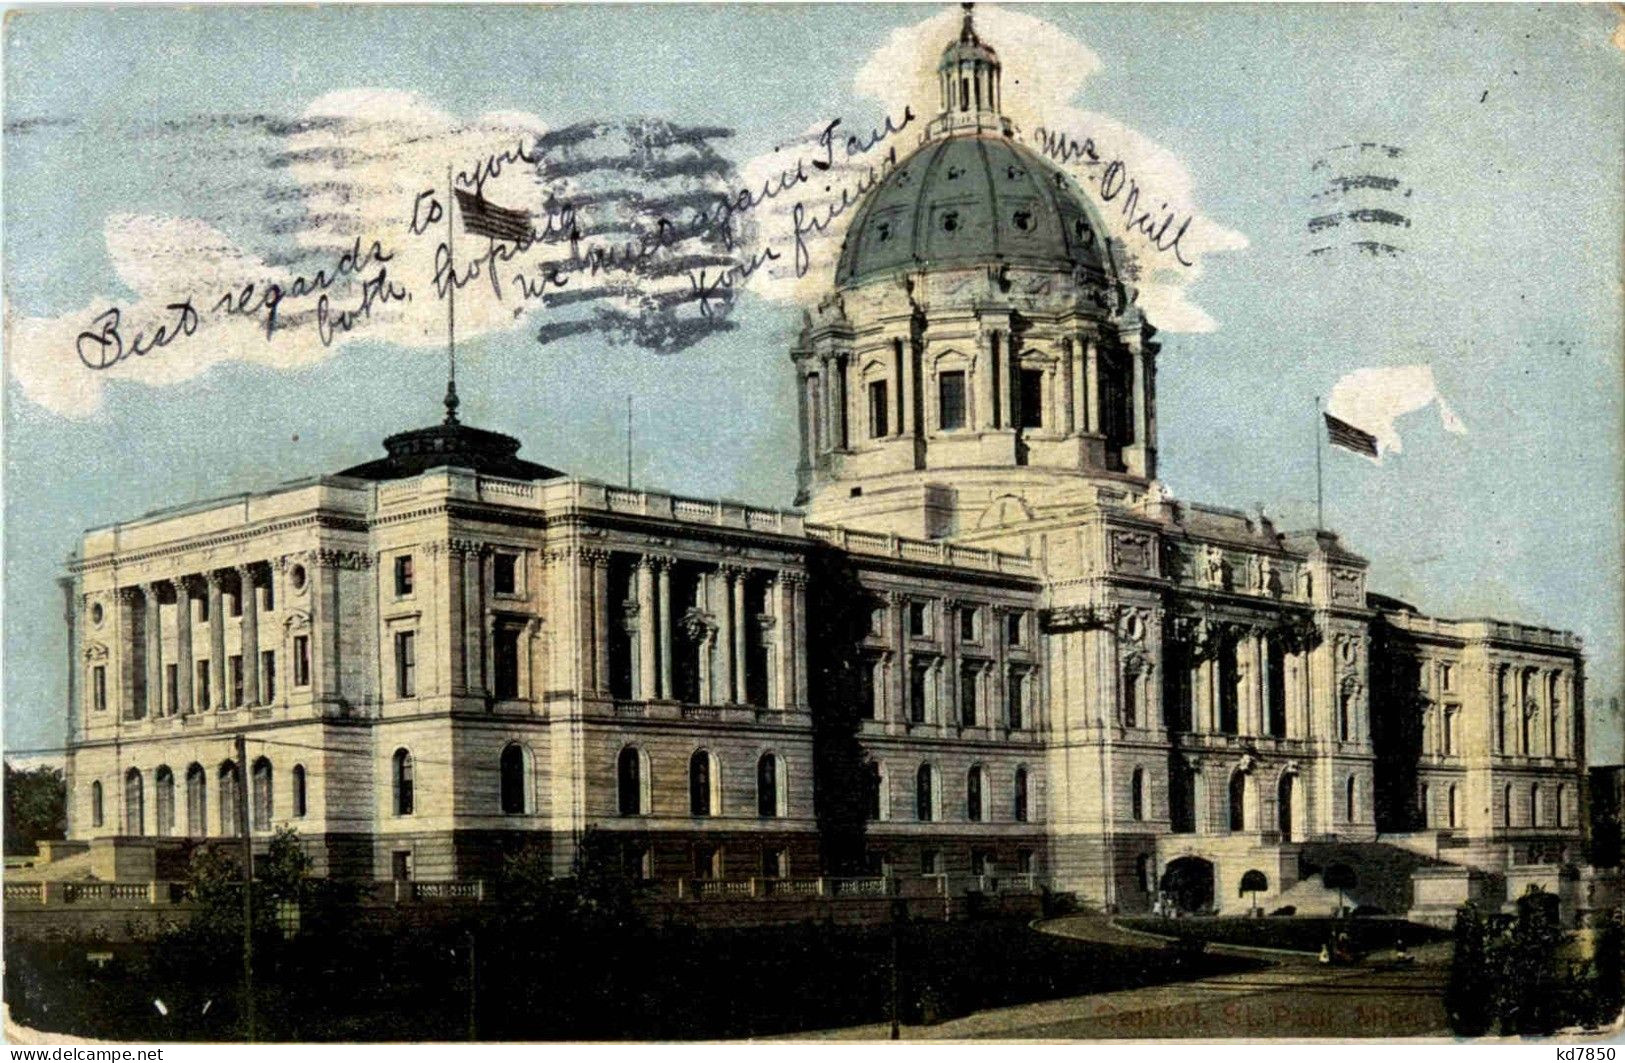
870, 599, 1029, 648
613, 747, 789, 819
858, 658, 1033, 730
390, 626, 525, 701
88, 639, 312, 717
390, 550, 522, 599
91, 758, 306, 835
864, 762, 1034, 823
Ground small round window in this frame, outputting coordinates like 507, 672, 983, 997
1074, 219, 1095, 247
941, 211, 960, 233
1013, 210, 1034, 232
90, 602, 104, 626
874, 221, 892, 243
289, 564, 307, 592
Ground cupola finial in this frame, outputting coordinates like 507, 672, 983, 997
960, 2, 977, 42
443, 378, 460, 425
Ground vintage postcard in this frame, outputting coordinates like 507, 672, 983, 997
2, 1, 1622, 1046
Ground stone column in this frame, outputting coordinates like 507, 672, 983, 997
590, 551, 611, 694
237, 565, 259, 706
1248, 631, 1266, 736
761, 592, 780, 710
791, 573, 808, 710
1084, 338, 1100, 435
833, 355, 848, 448
143, 583, 163, 717
1127, 340, 1147, 475
173, 577, 194, 716
446, 542, 468, 695
656, 559, 673, 700
1060, 343, 1076, 435
945, 600, 962, 725
732, 569, 749, 703
464, 545, 486, 697
717, 567, 737, 703
774, 575, 794, 710
636, 558, 657, 701
206, 572, 227, 710
976, 332, 995, 431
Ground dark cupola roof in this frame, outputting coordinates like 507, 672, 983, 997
338, 380, 564, 482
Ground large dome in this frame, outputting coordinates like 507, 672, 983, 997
833, 135, 1114, 289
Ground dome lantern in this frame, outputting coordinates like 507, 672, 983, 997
931, 3, 1012, 140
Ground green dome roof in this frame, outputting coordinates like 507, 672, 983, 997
834, 134, 1114, 289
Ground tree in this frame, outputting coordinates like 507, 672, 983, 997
1444, 903, 1497, 1036
1239, 869, 1268, 911
1323, 864, 1356, 916
1499, 885, 1567, 1035
4, 763, 66, 856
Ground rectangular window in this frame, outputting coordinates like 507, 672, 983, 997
494, 627, 520, 700
1006, 611, 1024, 646
938, 370, 966, 431
493, 553, 518, 596
1018, 368, 1044, 429
261, 650, 276, 703
92, 665, 107, 712
960, 606, 978, 642
868, 380, 889, 438
229, 655, 244, 707
197, 595, 209, 623
196, 662, 210, 711
262, 579, 274, 612
394, 555, 414, 597
909, 662, 929, 723
1008, 669, 1025, 730
165, 664, 178, 715
868, 604, 886, 637
921, 849, 940, 875
907, 600, 928, 638
229, 590, 243, 618
391, 850, 413, 882
960, 665, 979, 727
1443, 709, 1457, 756
395, 631, 417, 698
292, 635, 310, 687
1441, 662, 1456, 692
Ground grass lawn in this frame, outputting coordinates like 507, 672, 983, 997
1116, 915, 1450, 955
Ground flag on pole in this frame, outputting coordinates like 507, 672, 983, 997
1323, 411, 1379, 458
454, 188, 533, 243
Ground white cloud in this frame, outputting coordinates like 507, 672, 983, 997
1327, 364, 1467, 459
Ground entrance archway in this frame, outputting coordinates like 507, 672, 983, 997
1160, 856, 1216, 914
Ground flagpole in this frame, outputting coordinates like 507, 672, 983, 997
1314, 395, 1324, 531
445, 165, 458, 424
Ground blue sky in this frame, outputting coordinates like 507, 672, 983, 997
4, 4, 1621, 760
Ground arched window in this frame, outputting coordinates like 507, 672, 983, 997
1131, 768, 1146, 821
1419, 783, 1430, 829
1447, 784, 1459, 829
1136, 854, 1154, 895
1531, 783, 1543, 828
1557, 784, 1569, 828
1345, 776, 1358, 823
689, 750, 715, 817
186, 765, 206, 835
757, 753, 782, 818
1504, 784, 1514, 828
155, 766, 175, 836
252, 757, 273, 831
1122, 669, 1139, 728
219, 760, 240, 836
617, 746, 646, 816
865, 761, 886, 821
1228, 771, 1247, 832
916, 763, 936, 822
1014, 766, 1030, 823
966, 765, 985, 822
1278, 773, 1297, 842
500, 743, 526, 815
91, 780, 104, 828
392, 749, 414, 816
124, 768, 145, 836
291, 765, 307, 819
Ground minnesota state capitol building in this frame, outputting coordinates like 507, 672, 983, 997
54, 11, 1596, 921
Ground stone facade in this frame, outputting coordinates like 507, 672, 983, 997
55, 10, 1587, 916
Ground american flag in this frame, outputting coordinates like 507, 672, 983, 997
1324, 412, 1379, 458
455, 188, 533, 243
